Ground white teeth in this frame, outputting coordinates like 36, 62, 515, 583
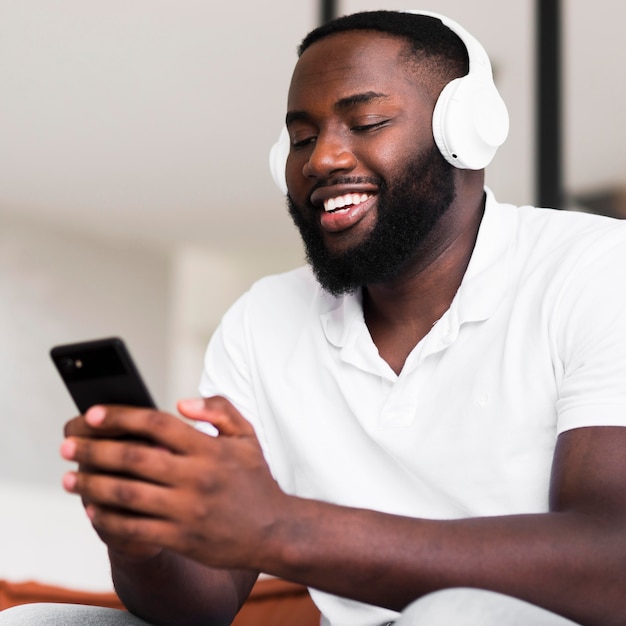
323, 193, 371, 212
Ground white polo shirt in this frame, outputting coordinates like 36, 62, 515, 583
199, 189, 626, 626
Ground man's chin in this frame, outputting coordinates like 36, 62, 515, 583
303, 252, 362, 296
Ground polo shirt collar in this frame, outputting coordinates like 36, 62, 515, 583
454, 187, 515, 323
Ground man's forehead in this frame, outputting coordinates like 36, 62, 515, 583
288, 31, 414, 100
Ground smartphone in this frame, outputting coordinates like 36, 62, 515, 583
50, 337, 157, 414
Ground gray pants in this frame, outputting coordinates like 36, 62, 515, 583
0, 588, 582, 625
394, 588, 581, 625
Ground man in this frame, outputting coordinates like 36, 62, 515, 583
3, 10, 626, 626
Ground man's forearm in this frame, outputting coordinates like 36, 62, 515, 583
110, 548, 258, 626
259, 496, 626, 626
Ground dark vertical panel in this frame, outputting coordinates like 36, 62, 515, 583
536, 0, 563, 208
320, 0, 338, 25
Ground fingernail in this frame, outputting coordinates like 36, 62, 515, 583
179, 398, 205, 412
60, 438, 77, 460
62, 471, 77, 492
85, 405, 106, 426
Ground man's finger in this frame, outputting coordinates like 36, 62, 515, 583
77, 405, 200, 454
177, 396, 255, 437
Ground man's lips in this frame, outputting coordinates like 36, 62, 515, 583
307, 184, 379, 233
318, 193, 377, 233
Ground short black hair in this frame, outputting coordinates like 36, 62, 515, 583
299, 10, 469, 85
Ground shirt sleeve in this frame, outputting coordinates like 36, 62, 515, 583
198, 290, 276, 471
555, 234, 626, 433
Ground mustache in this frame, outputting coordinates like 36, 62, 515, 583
285, 176, 386, 208
311, 175, 384, 193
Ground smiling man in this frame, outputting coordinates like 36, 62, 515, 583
3, 10, 626, 626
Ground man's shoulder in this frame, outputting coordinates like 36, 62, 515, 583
485, 189, 626, 266
476, 192, 626, 296
518, 202, 624, 230
487, 190, 626, 238
216, 265, 340, 351
248, 265, 320, 301
515, 204, 626, 263
233, 265, 335, 322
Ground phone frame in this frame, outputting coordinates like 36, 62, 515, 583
50, 337, 157, 414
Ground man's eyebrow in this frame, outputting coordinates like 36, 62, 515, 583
285, 91, 390, 126
335, 91, 390, 110
285, 110, 309, 126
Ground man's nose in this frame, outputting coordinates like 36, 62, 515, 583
302, 132, 357, 180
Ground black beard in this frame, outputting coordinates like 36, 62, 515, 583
287, 144, 457, 296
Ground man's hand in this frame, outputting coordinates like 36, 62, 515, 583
61, 397, 286, 571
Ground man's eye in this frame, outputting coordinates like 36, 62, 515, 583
291, 136, 316, 150
351, 120, 389, 132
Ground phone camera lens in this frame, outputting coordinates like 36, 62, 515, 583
60, 357, 76, 372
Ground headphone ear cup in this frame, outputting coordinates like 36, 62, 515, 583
269, 126, 290, 195
432, 75, 509, 170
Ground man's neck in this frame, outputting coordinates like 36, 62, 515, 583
363, 187, 486, 375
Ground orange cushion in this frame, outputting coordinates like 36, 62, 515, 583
0, 577, 320, 626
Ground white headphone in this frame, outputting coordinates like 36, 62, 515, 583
269, 10, 509, 195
